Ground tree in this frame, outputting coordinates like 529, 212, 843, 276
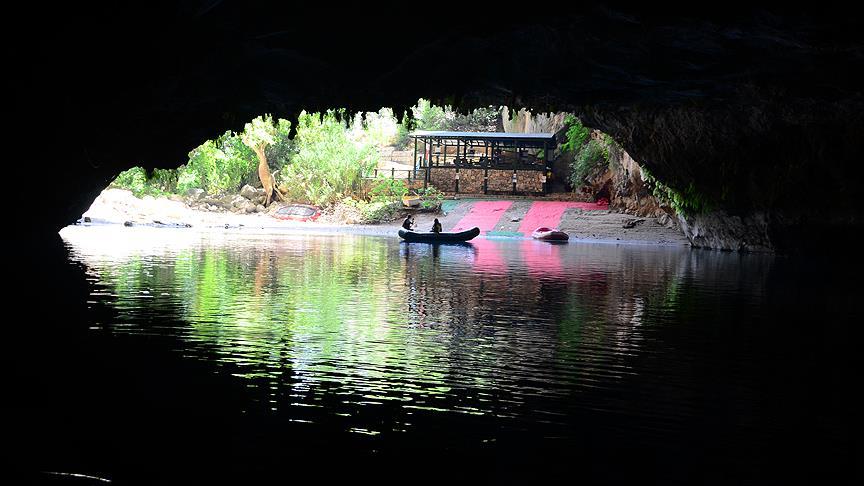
241, 115, 291, 206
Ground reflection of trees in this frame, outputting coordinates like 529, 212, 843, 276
62, 227, 776, 429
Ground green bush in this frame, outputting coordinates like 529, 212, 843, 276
280, 110, 379, 206
641, 168, 711, 216
111, 167, 177, 197
394, 112, 412, 149
358, 200, 402, 223
569, 139, 608, 186
368, 177, 409, 203
361, 108, 399, 147
562, 115, 590, 153
176, 132, 259, 195
409, 98, 500, 132
411, 98, 449, 130
415, 185, 444, 210
111, 167, 148, 196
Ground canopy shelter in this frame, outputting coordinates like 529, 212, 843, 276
410, 131, 557, 195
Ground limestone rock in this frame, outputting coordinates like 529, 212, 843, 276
678, 211, 772, 252
230, 195, 247, 208
240, 184, 263, 200
185, 188, 205, 201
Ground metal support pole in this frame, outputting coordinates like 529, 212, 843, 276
424, 137, 430, 189
455, 167, 459, 194
543, 144, 550, 194
484, 167, 488, 194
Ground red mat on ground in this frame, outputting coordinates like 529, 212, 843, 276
517, 200, 608, 235
451, 201, 513, 233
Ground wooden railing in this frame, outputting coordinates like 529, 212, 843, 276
363, 168, 423, 180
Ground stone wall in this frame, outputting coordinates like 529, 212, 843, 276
429, 169, 456, 192
515, 171, 544, 193
425, 167, 543, 194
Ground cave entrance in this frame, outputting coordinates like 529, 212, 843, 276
83, 103, 611, 231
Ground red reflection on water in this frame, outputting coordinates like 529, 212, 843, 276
470, 237, 508, 274
520, 239, 567, 280
467, 237, 569, 281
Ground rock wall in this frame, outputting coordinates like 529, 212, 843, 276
677, 211, 773, 252
574, 132, 672, 219
502, 107, 569, 134
578, 96, 864, 252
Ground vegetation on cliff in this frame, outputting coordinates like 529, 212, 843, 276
562, 115, 621, 188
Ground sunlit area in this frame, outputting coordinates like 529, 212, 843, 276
77, 100, 684, 248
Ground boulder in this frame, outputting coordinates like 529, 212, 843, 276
240, 184, 264, 200
185, 188, 205, 201
218, 195, 246, 209
214, 194, 235, 209
233, 199, 257, 213
185, 188, 207, 203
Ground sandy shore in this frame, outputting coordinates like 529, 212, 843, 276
78, 189, 689, 246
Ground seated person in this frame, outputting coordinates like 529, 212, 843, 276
432, 218, 442, 233
402, 215, 414, 230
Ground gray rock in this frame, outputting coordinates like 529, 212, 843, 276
185, 188, 206, 201
256, 204, 266, 212
240, 184, 264, 200
215, 194, 235, 209
678, 211, 772, 252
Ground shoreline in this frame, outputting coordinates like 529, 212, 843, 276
73, 188, 691, 247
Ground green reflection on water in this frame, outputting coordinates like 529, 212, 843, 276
77, 234, 466, 396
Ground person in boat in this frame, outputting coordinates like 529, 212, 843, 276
431, 218, 442, 233
402, 215, 414, 231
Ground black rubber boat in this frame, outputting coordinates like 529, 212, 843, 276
398, 226, 480, 242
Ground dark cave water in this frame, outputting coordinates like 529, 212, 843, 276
8, 226, 858, 484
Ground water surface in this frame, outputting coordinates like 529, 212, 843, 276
15, 226, 857, 483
